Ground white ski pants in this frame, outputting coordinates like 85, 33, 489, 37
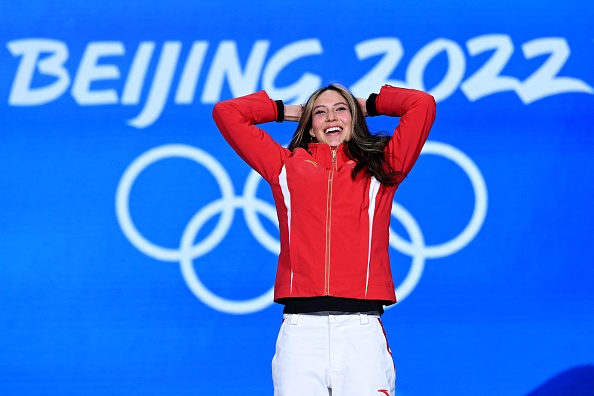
272, 312, 395, 396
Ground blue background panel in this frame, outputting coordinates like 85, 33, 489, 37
1, 1, 593, 395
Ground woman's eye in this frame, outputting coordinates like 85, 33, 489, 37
337, 106, 347, 111
314, 110, 325, 115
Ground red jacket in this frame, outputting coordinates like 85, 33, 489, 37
212, 85, 436, 304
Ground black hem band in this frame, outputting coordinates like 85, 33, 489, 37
280, 296, 385, 315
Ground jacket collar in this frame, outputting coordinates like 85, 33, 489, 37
306, 143, 354, 170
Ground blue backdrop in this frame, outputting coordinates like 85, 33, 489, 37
1, 1, 593, 395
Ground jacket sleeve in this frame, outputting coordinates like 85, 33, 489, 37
212, 91, 291, 182
373, 85, 436, 185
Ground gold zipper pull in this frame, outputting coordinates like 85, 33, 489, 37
331, 148, 336, 163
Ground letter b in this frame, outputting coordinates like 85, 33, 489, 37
7, 39, 70, 105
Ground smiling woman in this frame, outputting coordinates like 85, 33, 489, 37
212, 83, 436, 396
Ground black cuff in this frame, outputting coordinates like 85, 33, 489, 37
275, 100, 284, 122
366, 93, 379, 117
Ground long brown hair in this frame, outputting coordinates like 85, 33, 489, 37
288, 84, 402, 186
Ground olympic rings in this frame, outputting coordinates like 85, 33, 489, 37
115, 141, 488, 314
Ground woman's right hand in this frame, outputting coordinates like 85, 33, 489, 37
284, 104, 303, 122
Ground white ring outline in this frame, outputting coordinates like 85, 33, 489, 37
115, 144, 236, 262
179, 197, 276, 314
390, 141, 488, 258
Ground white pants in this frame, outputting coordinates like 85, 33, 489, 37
272, 312, 395, 396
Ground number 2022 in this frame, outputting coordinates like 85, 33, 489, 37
349, 34, 593, 103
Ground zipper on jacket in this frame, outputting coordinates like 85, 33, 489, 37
324, 147, 337, 295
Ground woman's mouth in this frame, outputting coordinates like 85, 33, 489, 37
325, 126, 342, 135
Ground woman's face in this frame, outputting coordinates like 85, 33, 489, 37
310, 90, 352, 147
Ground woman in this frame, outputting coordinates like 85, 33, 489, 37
213, 84, 436, 396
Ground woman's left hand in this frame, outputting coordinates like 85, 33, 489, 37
356, 98, 368, 117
